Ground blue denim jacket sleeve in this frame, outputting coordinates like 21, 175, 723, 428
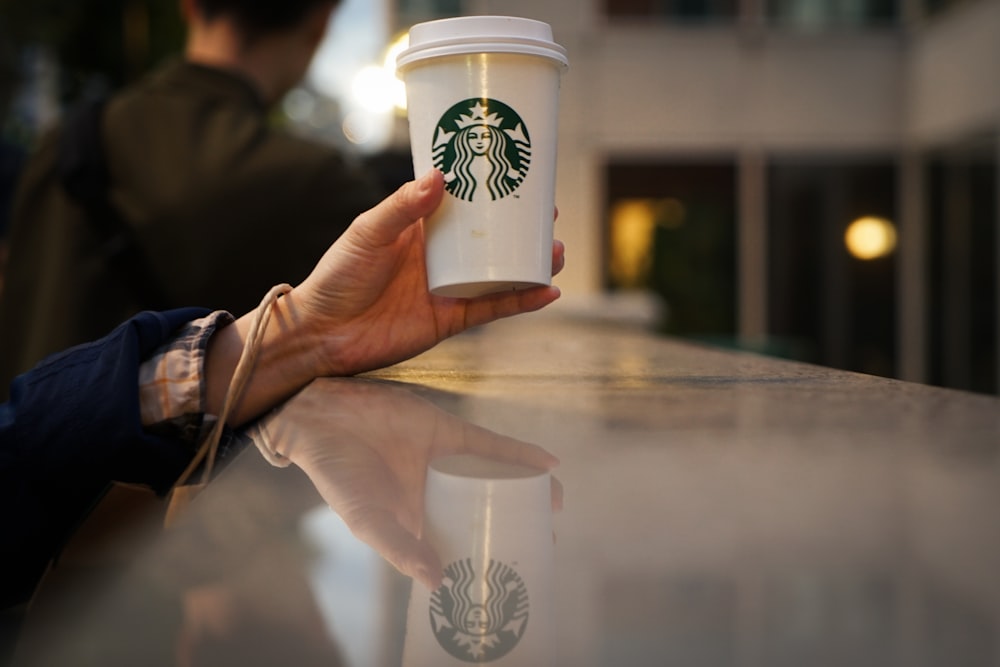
0, 307, 211, 608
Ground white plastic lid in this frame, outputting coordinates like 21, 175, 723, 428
396, 15, 568, 71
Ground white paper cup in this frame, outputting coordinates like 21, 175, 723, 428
402, 454, 554, 666
396, 16, 569, 298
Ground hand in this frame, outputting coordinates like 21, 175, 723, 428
295, 168, 565, 377
250, 377, 563, 591
208, 168, 565, 425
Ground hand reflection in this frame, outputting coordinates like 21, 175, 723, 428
249, 377, 562, 591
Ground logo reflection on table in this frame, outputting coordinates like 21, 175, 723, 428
429, 557, 530, 662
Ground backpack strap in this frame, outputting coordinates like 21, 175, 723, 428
57, 98, 168, 310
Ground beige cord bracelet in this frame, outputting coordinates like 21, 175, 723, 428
173, 282, 294, 489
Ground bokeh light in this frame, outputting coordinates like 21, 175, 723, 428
845, 216, 897, 260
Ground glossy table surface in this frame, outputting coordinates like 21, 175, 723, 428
15, 310, 1000, 666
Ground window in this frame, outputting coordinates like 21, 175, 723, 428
606, 161, 737, 339
927, 152, 997, 394
766, 0, 898, 26
767, 160, 898, 378
604, 0, 898, 25
603, 0, 739, 22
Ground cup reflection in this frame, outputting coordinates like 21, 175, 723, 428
251, 377, 562, 591
404, 453, 557, 666
252, 377, 562, 666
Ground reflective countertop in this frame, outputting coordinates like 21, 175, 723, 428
15, 311, 1000, 666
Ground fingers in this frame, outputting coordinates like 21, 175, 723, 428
460, 422, 560, 470
552, 239, 565, 276
349, 168, 445, 248
450, 237, 563, 332
345, 506, 443, 591
460, 284, 561, 332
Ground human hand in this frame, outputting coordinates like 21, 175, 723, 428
293, 168, 565, 377
207, 169, 563, 426
250, 377, 563, 591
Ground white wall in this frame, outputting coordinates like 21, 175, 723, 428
905, 0, 1000, 144
573, 28, 905, 151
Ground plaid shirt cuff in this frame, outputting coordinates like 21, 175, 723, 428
138, 310, 235, 444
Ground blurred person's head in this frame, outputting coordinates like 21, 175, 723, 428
192, 0, 342, 39
181, 0, 341, 104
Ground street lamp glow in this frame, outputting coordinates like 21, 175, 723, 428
845, 216, 897, 260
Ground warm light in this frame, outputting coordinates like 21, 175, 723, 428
610, 199, 658, 288
385, 34, 409, 70
845, 216, 897, 260
351, 65, 400, 112
350, 33, 409, 113
386, 32, 409, 110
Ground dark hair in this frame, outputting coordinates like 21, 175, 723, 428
196, 0, 338, 33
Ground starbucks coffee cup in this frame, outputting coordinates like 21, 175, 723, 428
402, 454, 555, 666
396, 16, 568, 298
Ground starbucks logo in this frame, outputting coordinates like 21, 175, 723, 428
432, 98, 531, 203
429, 558, 529, 662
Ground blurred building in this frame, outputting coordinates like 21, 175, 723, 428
383, 0, 998, 394
1, 0, 996, 394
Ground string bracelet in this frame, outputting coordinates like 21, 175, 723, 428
175, 283, 294, 487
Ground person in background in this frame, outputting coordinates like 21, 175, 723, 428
0, 168, 566, 653
0, 0, 385, 400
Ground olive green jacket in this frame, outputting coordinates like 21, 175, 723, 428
0, 62, 384, 397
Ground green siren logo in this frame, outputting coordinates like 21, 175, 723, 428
433, 98, 531, 203
429, 557, 529, 662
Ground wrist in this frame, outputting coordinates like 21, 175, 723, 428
204, 287, 325, 426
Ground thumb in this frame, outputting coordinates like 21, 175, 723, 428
349, 168, 445, 248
